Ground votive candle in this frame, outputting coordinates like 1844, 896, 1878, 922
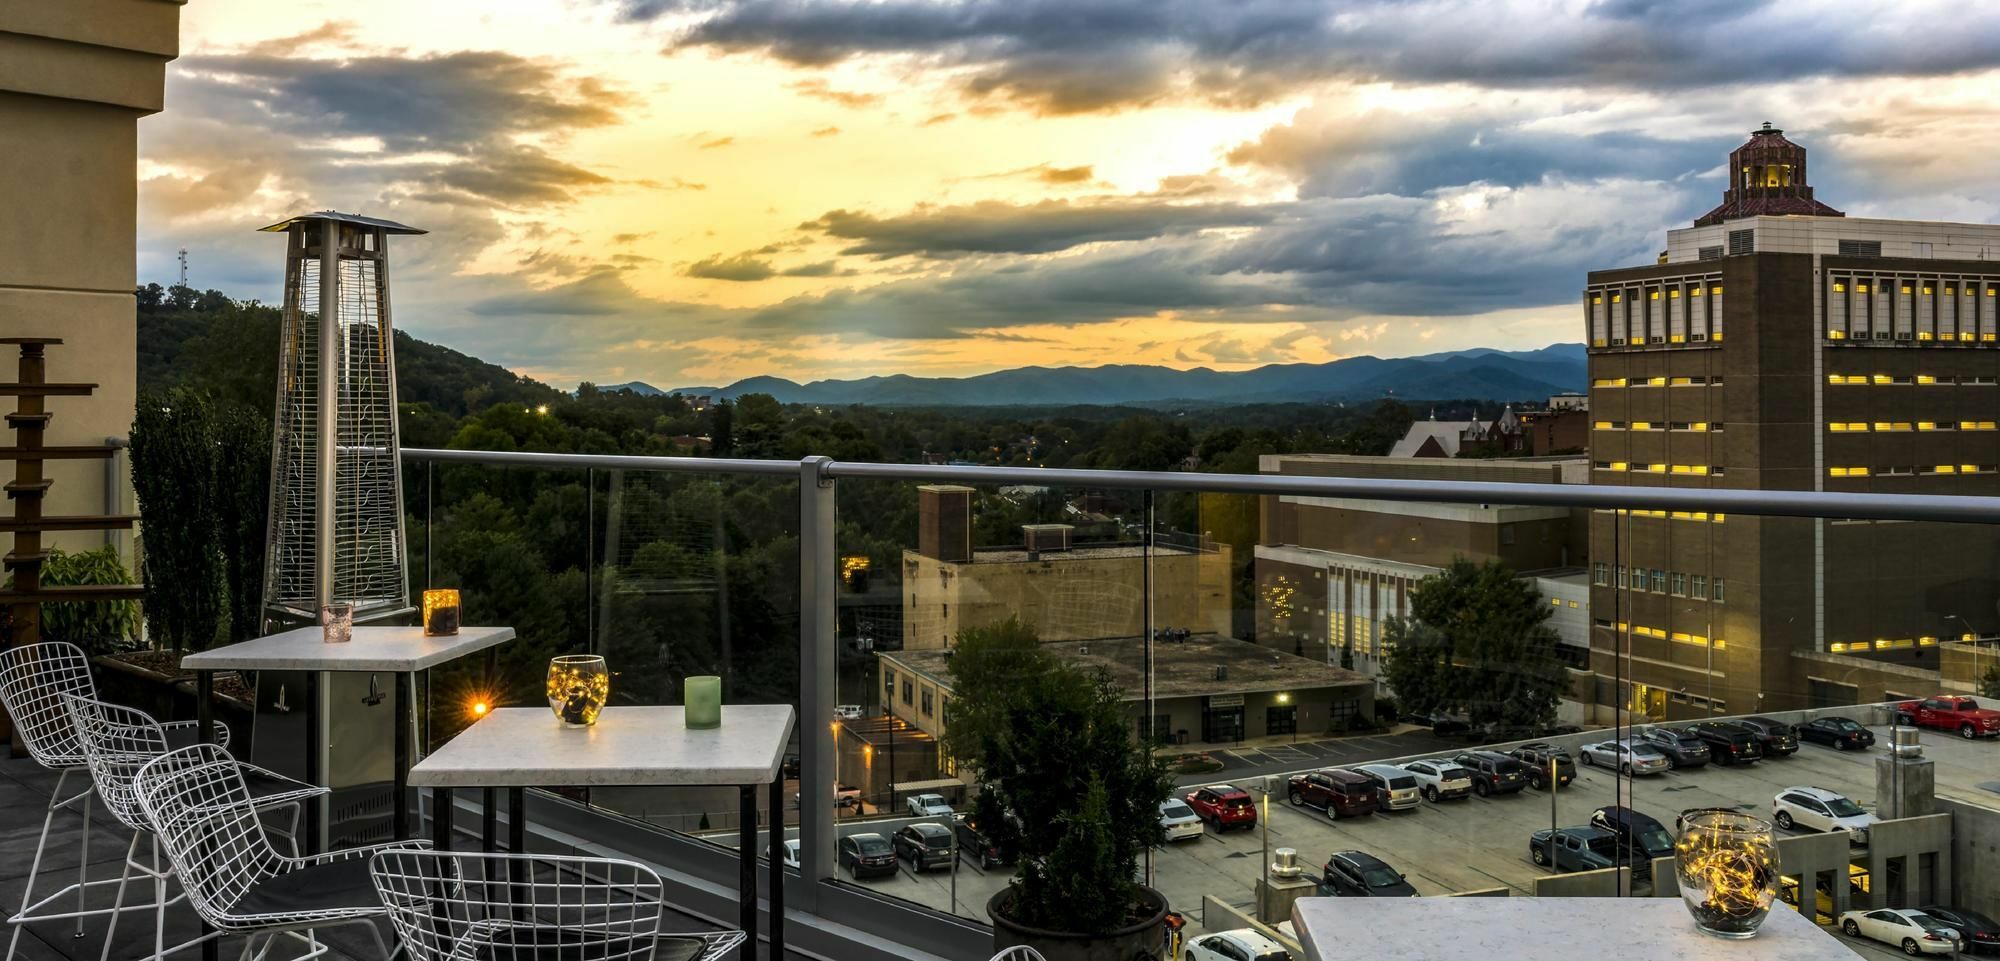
321, 602, 353, 644
422, 589, 461, 636
685, 675, 722, 729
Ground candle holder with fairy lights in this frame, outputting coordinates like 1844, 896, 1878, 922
1675, 809, 1779, 938
546, 655, 610, 727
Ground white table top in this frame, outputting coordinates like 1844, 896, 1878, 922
1292, 897, 1860, 961
181, 625, 515, 672
408, 705, 797, 788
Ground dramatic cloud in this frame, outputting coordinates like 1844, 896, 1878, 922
788, 77, 883, 107
611, 0, 2000, 114
685, 252, 779, 281
803, 198, 1281, 259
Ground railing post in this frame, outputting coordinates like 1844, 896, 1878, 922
797, 455, 837, 910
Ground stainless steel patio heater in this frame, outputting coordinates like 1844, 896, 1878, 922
251, 211, 424, 847
258, 211, 424, 623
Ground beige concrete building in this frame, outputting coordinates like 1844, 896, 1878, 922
901, 484, 1233, 650
1, 2, 180, 564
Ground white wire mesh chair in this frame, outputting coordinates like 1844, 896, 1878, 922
66, 693, 326, 961
987, 948, 1048, 961
0, 641, 229, 961
368, 850, 747, 961
133, 743, 427, 961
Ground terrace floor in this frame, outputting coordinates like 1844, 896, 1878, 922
0, 753, 791, 961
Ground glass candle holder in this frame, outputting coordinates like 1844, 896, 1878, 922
1676, 810, 1779, 939
421, 589, 461, 636
685, 675, 722, 730
546, 655, 610, 727
321, 602, 354, 644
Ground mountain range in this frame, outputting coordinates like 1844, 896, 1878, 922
601, 344, 1587, 407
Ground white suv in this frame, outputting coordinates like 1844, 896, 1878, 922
1400, 759, 1473, 802
1185, 928, 1293, 961
1774, 786, 1876, 844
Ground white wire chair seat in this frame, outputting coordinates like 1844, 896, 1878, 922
0, 642, 229, 961
368, 849, 747, 961
134, 743, 429, 960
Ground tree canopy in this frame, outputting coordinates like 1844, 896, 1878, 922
1380, 558, 1569, 730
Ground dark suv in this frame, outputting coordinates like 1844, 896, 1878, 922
1320, 850, 1419, 897
1683, 721, 1764, 765
892, 823, 956, 872
1588, 806, 1676, 882
1453, 751, 1528, 797
1287, 769, 1378, 820
953, 814, 1009, 869
1506, 743, 1577, 789
1733, 716, 1800, 757
1633, 726, 1711, 768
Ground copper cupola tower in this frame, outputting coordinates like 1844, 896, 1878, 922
1693, 122, 1845, 227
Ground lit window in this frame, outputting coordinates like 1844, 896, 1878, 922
1966, 464, 1984, 474
1592, 339, 1608, 347
1593, 378, 1626, 388
1670, 334, 1686, 342
1645, 376, 1667, 386
1919, 421, 1941, 431
1711, 286, 1723, 295
1645, 463, 1667, 473
1919, 636, 1939, 647
1608, 461, 1628, 472
1833, 282, 1847, 293
1962, 332, 1977, 341
1670, 289, 1681, 298
1650, 291, 1661, 300
1872, 374, 1893, 384
1689, 421, 1709, 431
1917, 375, 1939, 385
1929, 465, 1958, 475
1692, 287, 1704, 297
1669, 376, 1696, 386
1550, 598, 1562, 607
1712, 332, 1723, 342
1830, 642, 1849, 653
1712, 639, 1726, 650
1918, 331, 1935, 341
1591, 295, 1603, 305
1924, 286, 1934, 295
1631, 421, 1652, 430
1593, 420, 1613, 430
1829, 466, 1871, 477
1612, 294, 1623, 303
1857, 284, 1870, 293
1903, 286, 1914, 294
1947, 287, 1957, 296
1828, 330, 1846, 340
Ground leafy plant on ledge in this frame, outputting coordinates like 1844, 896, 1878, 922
943, 616, 1173, 935
6, 546, 141, 656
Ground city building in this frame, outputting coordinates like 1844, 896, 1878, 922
900, 484, 1233, 650
877, 633, 1376, 747
1252, 454, 1592, 690
1583, 123, 2000, 720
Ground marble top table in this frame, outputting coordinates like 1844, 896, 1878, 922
411, 704, 797, 955
182, 624, 515, 672
408, 704, 795, 788
1292, 897, 1862, 961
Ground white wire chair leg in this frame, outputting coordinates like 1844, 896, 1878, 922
74, 790, 91, 938
96, 833, 139, 961
6, 767, 102, 961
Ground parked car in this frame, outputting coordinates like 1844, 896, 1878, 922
1588, 806, 1675, 882
1400, 759, 1474, 802
1528, 826, 1618, 873
1159, 798, 1205, 843
892, 823, 956, 872
1916, 905, 2000, 955
1840, 908, 1961, 955
1285, 769, 1377, 820
781, 755, 801, 780
1398, 711, 1470, 736
1186, 784, 1258, 831
1894, 695, 2000, 739
1683, 721, 1764, 765
1799, 716, 1878, 751
905, 793, 953, 817
1453, 751, 1528, 797
833, 704, 863, 721
1319, 850, 1419, 898
771, 838, 800, 870
1676, 806, 1742, 836
1734, 716, 1801, 757
838, 833, 898, 879
953, 814, 1010, 869
1506, 743, 1577, 789
1773, 786, 1876, 844
1185, 928, 1294, 961
1355, 763, 1422, 811
1632, 726, 1711, 768
1578, 739, 1672, 775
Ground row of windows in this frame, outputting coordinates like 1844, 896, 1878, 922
1592, 375, 1725, 388
1591, 563, 1726, 601
1590, 285, 1726, 306
1829, 421, 1998, 432
1827, 636, 1953, 654
1594, 508, 1728, 523
1547, 597, 1581, 609
1592, 618, 1727, 649
1827, 373, 1999, 386
1594, 420, 1722, 432
1829, 464, 2000, 477
1824, 275, 1999, 345
1828, 331, 1997, 343
1586, 279, 1725, 348
1832, 282, 1996, 296
1592, 462, 1718, 475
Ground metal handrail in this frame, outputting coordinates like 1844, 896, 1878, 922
401, 447, 2000, 525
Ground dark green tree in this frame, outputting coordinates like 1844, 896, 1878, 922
942, 617, 1172, 933
709, 401, 733, 455
1981, 664, 2000, 700
128, 389, 224, 652
1380, 558, 1568, 729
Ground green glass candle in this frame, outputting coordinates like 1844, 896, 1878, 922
685, 675, 722, 729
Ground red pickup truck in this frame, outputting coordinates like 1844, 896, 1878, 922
1894, 695, 2000, 739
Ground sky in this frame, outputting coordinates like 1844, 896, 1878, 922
141, 0, 2000, 391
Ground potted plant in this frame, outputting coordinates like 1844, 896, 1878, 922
943, 618, 1174, 961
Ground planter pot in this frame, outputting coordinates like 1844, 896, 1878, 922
93, 652, 188, 722
988, 885, 1168, 961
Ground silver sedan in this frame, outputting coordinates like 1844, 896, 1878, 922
1578, 739, 1672, 775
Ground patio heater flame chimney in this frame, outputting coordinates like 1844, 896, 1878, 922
257, 211, 426, 623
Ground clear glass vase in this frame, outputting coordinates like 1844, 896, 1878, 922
546, 655, 610, 727
1676, 809, 1779, 938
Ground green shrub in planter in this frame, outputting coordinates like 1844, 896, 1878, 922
10, 546, 141, 656
130, 388, 225, 652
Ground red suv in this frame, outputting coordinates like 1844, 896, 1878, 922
1184, 784, 1258, 831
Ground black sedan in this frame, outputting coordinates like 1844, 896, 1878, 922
1799, 716, 1877, 751
838, 833, 898, 879
1920, 905, 2000, 955
892, 823, 956, 872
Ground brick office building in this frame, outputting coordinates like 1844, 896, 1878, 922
1583, 124, 2000, 719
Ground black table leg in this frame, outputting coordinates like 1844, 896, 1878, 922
738, 786, 756, 942
507, 788, 525, 853
394, 672, 412, 840
432, 787, 453, 851
196, 672, 217, 961
769, 776, 785, 959
482, 789, 497, 852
